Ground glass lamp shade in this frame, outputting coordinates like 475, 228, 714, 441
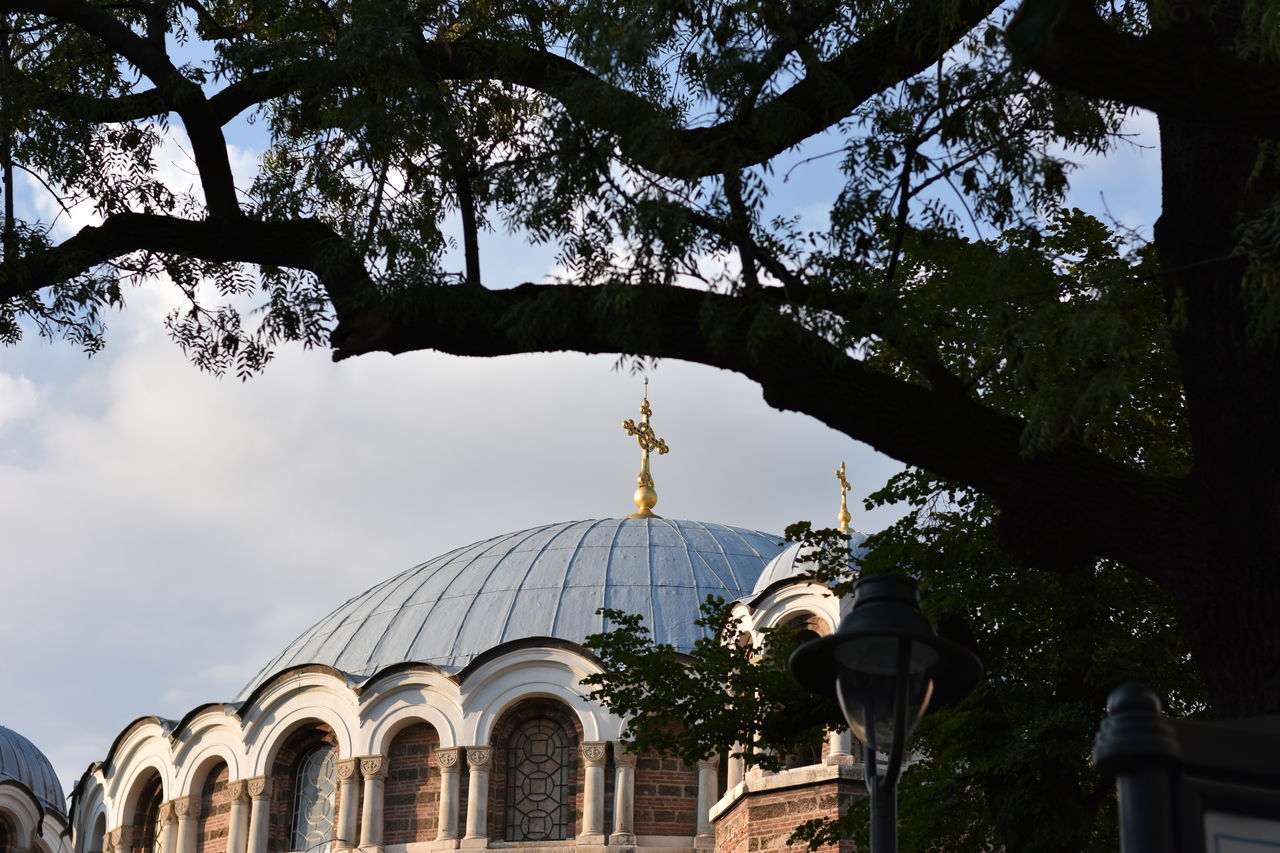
832, 636, 937, 753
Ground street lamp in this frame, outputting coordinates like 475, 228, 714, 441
789, 574, 983, 853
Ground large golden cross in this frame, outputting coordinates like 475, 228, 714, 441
622, 380, 669, 517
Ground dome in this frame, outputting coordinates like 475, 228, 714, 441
0, 725, 65, 815
240, 518, 786, 699
749, 532, 868, 598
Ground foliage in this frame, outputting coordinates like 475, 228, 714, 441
583, 603, 833, 773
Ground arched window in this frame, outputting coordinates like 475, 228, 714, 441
132, 775, 164, 853
290, 745, 336, 853
504, 718, 572, 842
1, 813, 14, 853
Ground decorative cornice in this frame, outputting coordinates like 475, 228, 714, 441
465, 747, 492, 770
246, 776, 272, 799
336, 758, 360, 782
435, 747, 461, 770
359, 755, 387, 780
581, 742, 607, 767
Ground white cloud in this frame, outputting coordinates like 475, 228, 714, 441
0, 373, 37, 432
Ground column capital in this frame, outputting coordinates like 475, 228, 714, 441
333, 757, 358, 782
697, 755, 720, 770
246, 775, 272, 800
172, 795, 201, 819
109, 826, 133, 853
612, 743, 637, 767
465, 746, 492, 770
225, 779, 248, 804
581, 742, 608, 767
435, 747, 462, 772
157, 801, 176, 824
359, 755, 388, 780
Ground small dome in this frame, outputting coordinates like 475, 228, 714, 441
0, 725, 65, 815
240, 518, 786, 699
749, 533, 867, 598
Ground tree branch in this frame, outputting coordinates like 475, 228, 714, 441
327, 280, 1192, 579
1, 0, 242, 215
1006, 0, 1280, 138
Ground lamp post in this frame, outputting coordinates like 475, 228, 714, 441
789, 574, 983, 853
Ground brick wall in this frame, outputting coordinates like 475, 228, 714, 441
633, 750, 697, 837
197, 764, 231, 853
383, 724, 441, 845
713, 769, 861, 853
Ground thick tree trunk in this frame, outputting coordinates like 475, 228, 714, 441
1156, 103, 1280, 717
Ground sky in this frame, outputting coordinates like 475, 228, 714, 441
0, 64, 1162, 803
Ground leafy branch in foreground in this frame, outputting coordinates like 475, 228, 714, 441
584, 600, 836, 773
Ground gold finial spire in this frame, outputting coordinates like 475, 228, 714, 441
622, 378, 669, 518
836, 461, 852, 533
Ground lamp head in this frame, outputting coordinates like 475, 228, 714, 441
789, 575, 982, 752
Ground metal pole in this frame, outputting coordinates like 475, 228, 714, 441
863, 742, 898, 853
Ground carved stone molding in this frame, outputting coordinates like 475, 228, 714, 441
246, 776, 272, 799
612, 743, 637, 767
465, 747, 492, 770
224, 780, 247, 803
581, 742, 607, 766
359, 755, 387, 779
435, 747, 461, 771
336, 758, 360, 782
172, 795, 201, 819
156, 802, 175, 824
108, 826, 132, 853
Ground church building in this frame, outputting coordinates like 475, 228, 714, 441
1, 394, 864, 853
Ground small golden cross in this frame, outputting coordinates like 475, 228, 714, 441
836, 461, 852, 533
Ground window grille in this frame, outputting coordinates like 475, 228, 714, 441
505, 719, 573, 841
291, 745, 337, 853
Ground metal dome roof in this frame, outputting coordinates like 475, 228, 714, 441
240, 518, 785, 699
749, 532, 868, 597
0, 725, 65, 815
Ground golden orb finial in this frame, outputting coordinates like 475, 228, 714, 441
836, 461, 852, 533
622, 378, 669, 518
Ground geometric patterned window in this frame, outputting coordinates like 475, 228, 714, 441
290, 745, 337, 853
504, 719, 572, 842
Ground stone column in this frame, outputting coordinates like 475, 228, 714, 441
158, 801, 178, 853
358, 756, 388, 852
608, 744, 636, 845
725, 745, 745, 790
435, 748, 462, 842
174, 796, 201, 853
224, 781, 250, 853
335, 759, 361, 851
825, 730, 854, 766
461, 747, 492, 848
245, 777, 272, 853
694, 757, 719, 848
578, 743, 608, 844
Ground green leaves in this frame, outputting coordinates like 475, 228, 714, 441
583, 599, 835, 772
